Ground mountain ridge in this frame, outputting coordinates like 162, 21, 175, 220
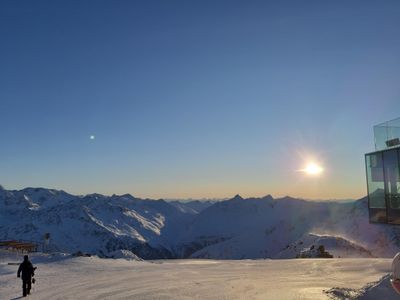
1, 186, 400, 260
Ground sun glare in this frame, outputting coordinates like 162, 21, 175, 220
300, 162, 323, 176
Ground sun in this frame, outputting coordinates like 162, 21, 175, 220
301, 162, 323, 175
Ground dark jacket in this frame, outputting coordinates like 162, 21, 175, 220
17, 259, 35, 281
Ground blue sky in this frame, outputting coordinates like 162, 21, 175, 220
1, 0, 400, 199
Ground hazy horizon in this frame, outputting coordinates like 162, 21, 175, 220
0, 183, 361, 202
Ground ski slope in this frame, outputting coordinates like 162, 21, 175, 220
0, 253, 396, 299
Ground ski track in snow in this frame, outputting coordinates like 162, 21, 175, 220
0, 254, 394, 300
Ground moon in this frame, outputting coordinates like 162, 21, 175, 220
90, 135, 95, 140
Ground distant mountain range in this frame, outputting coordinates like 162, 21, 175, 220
1, 186, 400, 259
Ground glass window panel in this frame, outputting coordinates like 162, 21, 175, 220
374, 117, 400, 151
383, 149, 400, 209
366, 153, 385, 208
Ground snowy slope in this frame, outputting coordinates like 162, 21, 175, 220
276, 233, 374, 258
179, 195, 400, 259
2, 186, 400, 260
169, 200, 216, 214
168, 201, 199, 214
0, 186, 192, 258
0, 252, 394, 300
326, 274, 400, 299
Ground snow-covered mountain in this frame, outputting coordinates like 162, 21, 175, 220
169, 200, 216, 214
1, 186, 400, 259
0, 186, 191, 258
179, 195, 400, 259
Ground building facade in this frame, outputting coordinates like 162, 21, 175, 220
365, 117, 400, 224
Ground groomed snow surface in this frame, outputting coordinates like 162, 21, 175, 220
0, 252, 398, 300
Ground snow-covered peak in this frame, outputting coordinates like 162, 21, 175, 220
0, 187, 194, 258
2, 187, 400, 260
231, 194, 244, 201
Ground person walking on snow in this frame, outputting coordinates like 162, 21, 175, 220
17, 255, 35, 297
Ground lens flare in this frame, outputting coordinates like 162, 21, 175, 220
300, 162, 323, 175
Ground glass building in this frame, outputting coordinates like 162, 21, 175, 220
366, 118, 400, 224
